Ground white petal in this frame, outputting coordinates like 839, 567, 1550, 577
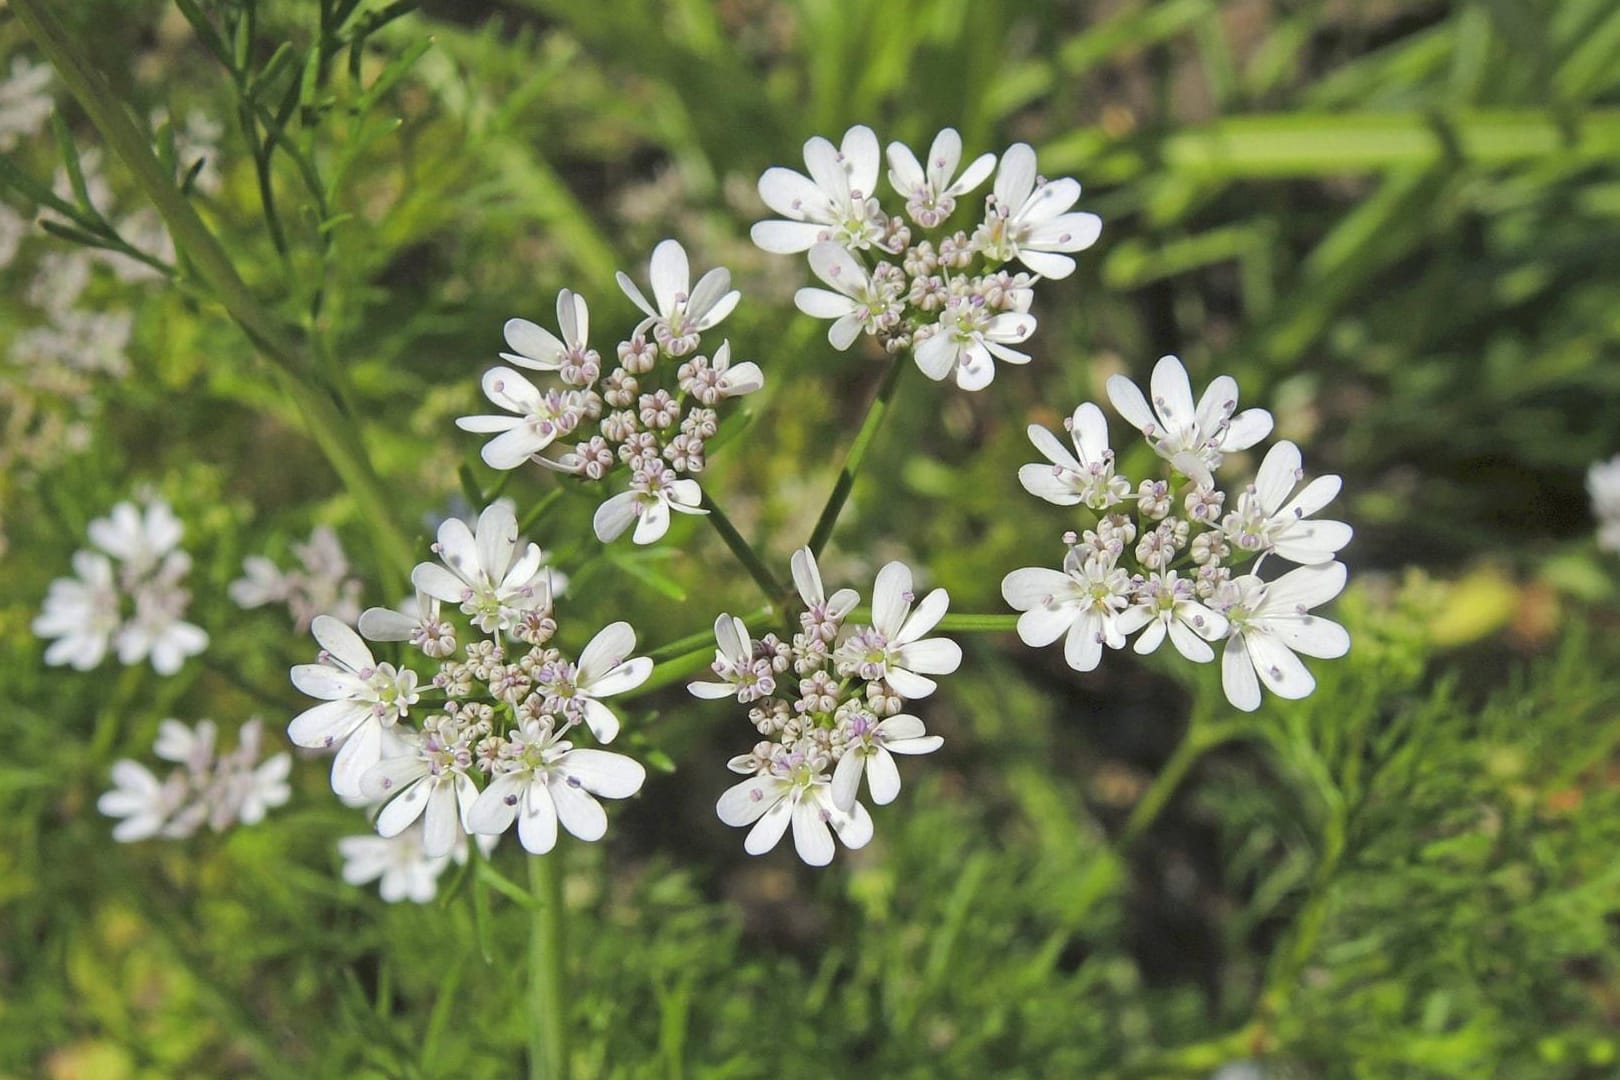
1019, 464, 1082, 505
516, 784, 559, 854
795, 286, 857, 320
1263, 562, 1347, 613
475, 503, 519, 583
288, 699, 365, 749
1254, 441, 1303, 514
1150, 355, 1197, 434
994, 143, 1036, 210
548, 774, 608, 842
757, 166, 829, 220
1063, 615, 1105, 672
1026, 211, 1102, 253
632, 499, 672, 545
1222, 635, 1261, 712
830, 798, 874, 850
896, 587, 950, 643
468, 774, 526, 835
865, 746, 901, 805
647, 239, 690, 315
1166, 618, 1214, 663
871, 561, 912, 637
580, 698, 622, 744
411, 563, 471, 604
1272, 615, 1351, 659
894, 636, 961, 675
290, 664, 365, 701
556, 748, 645, 799
1001, 566, 1073, 610
1012, 248, 1076, 279
719, 776, 788, 826
841, 124, 881, 197
1247, 633, 1315, 700
359, 607, 416, 642
330, 719, 384, 799
743, 794, 794, 854
311, 614, 373, 673
375, 779, 432, 840
1106, 374, 1157, 434
883, 667, 937, 699
578, 621, 636, 685
592, 492, 640, 543
501, 317, 564, 369
1221, 408, 1274, 451
913, 332, 959, 381
791, 547, 825, 606
831, 750, 864, 813
750, 219, 826, 254
791, 795, 835, 866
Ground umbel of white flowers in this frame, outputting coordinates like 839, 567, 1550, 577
752, 125, 1103, 391
695, 548, 956, 866
1001, 355, 1353, 712
457, 240, 763, 547
99, 717, 290, 842
286, 502, 651, 862
33, 494, 208, 675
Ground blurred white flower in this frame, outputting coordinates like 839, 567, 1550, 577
99, 716, 290, 841
752, 124, 889, 254
115, 552, 208, 676
230, 524, 363, 631
1588, 454, 1620, 553
32, 550, 120, 669
0, 56, 53, 151
338, 825, 458, 904
974, 142, 1102, 279
98, 760, 188, 842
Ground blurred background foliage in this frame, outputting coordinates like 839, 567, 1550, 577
3, 0, 1620, 1076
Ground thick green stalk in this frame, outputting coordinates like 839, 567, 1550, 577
807, 354, 906, 556
936, 612, 1020, 633
528, 853, 569, 1080
699, 490, 784, 603
13, 0, 414, 590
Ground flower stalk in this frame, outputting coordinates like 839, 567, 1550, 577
808, 353, 906, 556
528, 852, 569, 1080
698, 490, 784, 602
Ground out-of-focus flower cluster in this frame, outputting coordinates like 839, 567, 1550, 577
1002, 356, 1353, 712
286, 503, 651, 867
751, 124, 1102, 390
229, 524, 364, 631
457, 240, 763, 546
1588, 455, 1620, 554
698, 548, 956, 865
98, 717, 291, 842
33, 494, 209, 675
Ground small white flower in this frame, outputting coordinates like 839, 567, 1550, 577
0, 56, 53, 151
114, 552, 208, 675
359, 589, 458, 658
592, 469, 707, 545
688, 613, 770, 701
33, 550, 120, 669
975, 143, 1102, 279
456, 366, 587, 469
1217, 562, 1351, 712
1018, 402, 1132, 509
288, 615, 421, 799
411, 502, 553, 634
1587, 455, 1620, 553
338, 825, 457, 904
467, 719, 646, 855
1115, 570, 1228, 663
695, 340, 764, 401
752, 124, 889, 254
716, 757, 874, 867
790, 546, 859, 625
360, 735, 480, 860
500, 289, 592, 373
1105, 355, 1273, 485
228, 555, 291, 609
830, 713, 943, 812
834, 561, 961, 699
914, 294, 1035, 391
531, 621, 652, 743
615, 239, 740, 356
1001, 549, 1133, 672
793, 242, 896, 350
88, 498, 184, 577
886, 128, 995, 228
98, 760, 187, 842
222, 720, 292, 827
1220, 441, 1352, 567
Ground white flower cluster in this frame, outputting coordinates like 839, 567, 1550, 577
336, 824, 471, 905
458, 240, 763, 546
0, 55, 52, 152
229, 524, 364, 631
98, 718, 291, 842
1001, 356, 1353, 712
33, 495, 209, 675
287, 503, 651, 860
1588, 455, 1620, 553
752, 125, 1102, 390
700, 548, 957, 865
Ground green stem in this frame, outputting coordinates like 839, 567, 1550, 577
935, 612, 1020, 632
699, 490, 784, 603
13, 0, 414, 592
807, 354, 906, 556
527, 853, 569, 1080
1121, 715, 1251, 847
